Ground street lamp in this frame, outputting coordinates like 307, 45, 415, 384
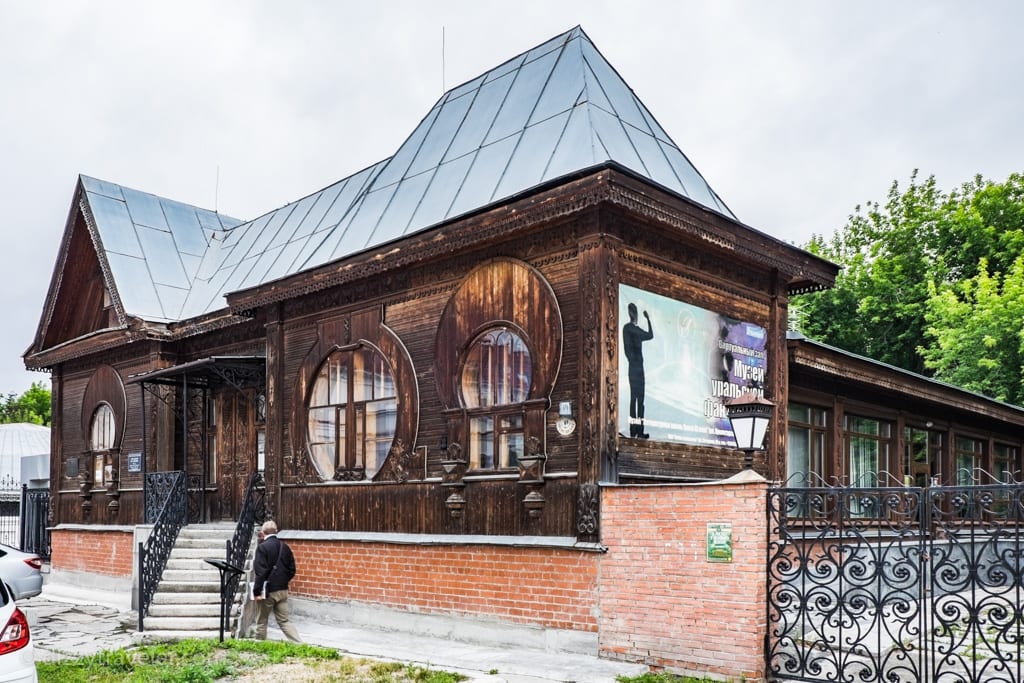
725, 391, 774, 470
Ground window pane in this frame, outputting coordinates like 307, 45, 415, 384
307, 407, 336, 446
787, 425, 811, 485
306, 346, 396, 481
90, 404, 115, 451
330, 356, 348, 405
354, 404, 365, 470
849, 436, 879, 485
500, 432, 523, 468
310, 364, 330, 407
309, 442, 334, 479
470, 416, 494, 469
461, 328, 532, 408
788, 404, 810, 423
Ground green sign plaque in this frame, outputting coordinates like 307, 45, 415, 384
706, 522, 733, 563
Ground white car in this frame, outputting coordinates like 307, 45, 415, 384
0, 580, 35, 683
0, 545, 42, 601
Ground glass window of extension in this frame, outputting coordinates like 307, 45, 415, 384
460, 328, 532, 469
904, 426, 943, 488
845, 415, 891, 487
787, 404, 827, 486
307, 346, 397, 480
995, 443, 1020, 483
955, 435, 985, 486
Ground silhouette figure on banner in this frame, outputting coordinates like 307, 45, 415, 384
623, 302, 654, 438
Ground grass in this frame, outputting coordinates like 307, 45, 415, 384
36, 638, 468, 683
617, 674, 737, 683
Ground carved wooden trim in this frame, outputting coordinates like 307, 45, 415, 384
576, 483, 600, 539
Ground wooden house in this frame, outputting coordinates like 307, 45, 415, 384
24, 26, 1024, 671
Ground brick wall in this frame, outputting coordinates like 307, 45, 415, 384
599, 478, 768, 681
51, 528, 134, 577
287, 540, 600, 632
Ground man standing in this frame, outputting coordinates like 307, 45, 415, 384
252, 520, 302, 642
622, 302, 654, 438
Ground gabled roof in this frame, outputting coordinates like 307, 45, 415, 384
52, 26, 734, 325
79, 175, 243, 322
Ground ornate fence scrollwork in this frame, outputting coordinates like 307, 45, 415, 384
138, 471, 187, 632
767, 483, 1024, 683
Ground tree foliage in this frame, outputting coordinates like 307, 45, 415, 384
0, 381, 51, 425
793, 171, 1024, 404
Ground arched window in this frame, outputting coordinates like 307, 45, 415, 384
307, 345, 397, 480
89, 403, 116, 486
460, 328, 532, 469
90, 403, 116, 451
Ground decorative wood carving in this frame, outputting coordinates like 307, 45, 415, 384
576, 483, 599, 537
379, 438, 413, 483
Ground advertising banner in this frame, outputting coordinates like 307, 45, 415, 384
618, 284, 768, 447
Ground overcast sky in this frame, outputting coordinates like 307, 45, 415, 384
2, 1, 1022, 395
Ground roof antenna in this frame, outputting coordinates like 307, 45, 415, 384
214, 165, 220, 213
442, 25, 446, 93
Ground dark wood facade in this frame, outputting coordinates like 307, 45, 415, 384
29, 167, 842, 539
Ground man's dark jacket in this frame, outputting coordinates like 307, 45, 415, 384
253, 535, 297, 597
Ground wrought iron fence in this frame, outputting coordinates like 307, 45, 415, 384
20, 486, 50, 560
767, 483, 1024, 682
0, 474, 49, 558
0, 473, 19, 547
138, 471, 187, 631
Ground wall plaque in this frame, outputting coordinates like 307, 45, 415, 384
127, 452, 143, 473
706, 522, 733, 563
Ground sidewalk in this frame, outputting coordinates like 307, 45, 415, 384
28, 581, 648, 682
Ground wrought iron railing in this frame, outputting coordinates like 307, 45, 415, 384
220, 471, 267, 636
20, 485, 50, 560
138, 471, 187, 631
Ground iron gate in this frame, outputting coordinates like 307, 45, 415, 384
767, 484, 1024, 682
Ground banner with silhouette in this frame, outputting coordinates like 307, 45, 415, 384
617, 284, 768, 446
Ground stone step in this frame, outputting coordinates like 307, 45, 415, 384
170, 546, 230, 559
157, 580, 222, 593
172, 537, 234, 550
148, 602, 224, 618
161, 568, 222, 582
151, 591, 223, 605
166, 558, 225, 571
145, 602, 221, 618
142, 615, 224, 631
133, 629, 225, 644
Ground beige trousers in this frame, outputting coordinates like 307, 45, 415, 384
254, 589, 302, 643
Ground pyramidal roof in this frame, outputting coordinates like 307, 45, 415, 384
78, 27, 732, 323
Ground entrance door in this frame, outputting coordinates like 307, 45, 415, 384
213, 390, 258, 520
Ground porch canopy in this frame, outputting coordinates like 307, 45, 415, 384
127, 355, 265, 523
126, 355, 266, 391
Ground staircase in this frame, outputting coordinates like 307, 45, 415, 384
136, 523, 254, 642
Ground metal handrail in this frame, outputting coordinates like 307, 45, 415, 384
221, 471, 267, 636
137, 471, 187, 631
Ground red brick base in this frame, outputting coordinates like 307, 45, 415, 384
287, 539, 600, 632
51, 527, 134, 578
599, 479, 767, 681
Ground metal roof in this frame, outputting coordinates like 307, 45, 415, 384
82, 27, 732, 323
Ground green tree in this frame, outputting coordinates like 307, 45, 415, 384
794, 171, 1024, 402
0, 381, 52, 425
920, 256, 1024, 404
795, 171, 941, 374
